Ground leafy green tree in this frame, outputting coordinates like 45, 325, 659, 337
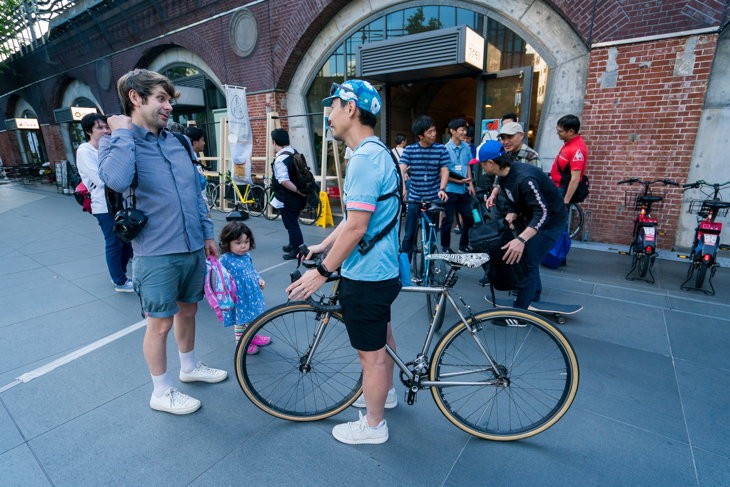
0, 0, 22, 63
405, 7, 443, 35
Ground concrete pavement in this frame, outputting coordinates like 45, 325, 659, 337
1, 182, 729, 486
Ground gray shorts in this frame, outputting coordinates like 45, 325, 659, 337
132, 250, 206, 318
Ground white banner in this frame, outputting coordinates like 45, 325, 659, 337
225, 85, 253, 182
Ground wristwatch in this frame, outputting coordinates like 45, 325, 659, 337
516, 236, 527, 244
316, 262, 333, 278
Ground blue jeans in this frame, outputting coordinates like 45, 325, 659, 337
440, 192, 473, 250
513, 225, 563, 309
95, 213, 133, 285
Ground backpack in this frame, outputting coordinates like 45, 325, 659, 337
542, 231, 571, 269
204, 256, 238, 322
291, 152, 317, 194
468, 198, 529, 291
74, 182, 92, 213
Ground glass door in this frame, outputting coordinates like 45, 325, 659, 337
478, 66, 533, 142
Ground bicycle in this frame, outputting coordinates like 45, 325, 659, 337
405, 200, 448, 321
679, 180, 730, 295
262, 183, 280, 221
234, 250, 579, 441
211, 171, 266, 218
617, 178, 679, 282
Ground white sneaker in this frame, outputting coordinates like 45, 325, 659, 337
332, 411, 389, 445
352, 388, 397, 409
149, 388, 201, 415
179, 362, 228, 383
114, 280, 134, 293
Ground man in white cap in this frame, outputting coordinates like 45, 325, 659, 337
485, 121, 541, 209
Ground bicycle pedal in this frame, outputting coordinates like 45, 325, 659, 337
406, 388, 417, 405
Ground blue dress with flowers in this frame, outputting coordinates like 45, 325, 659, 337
219, 252, 266, 327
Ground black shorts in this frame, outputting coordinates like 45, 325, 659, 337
338, 277, 401, 352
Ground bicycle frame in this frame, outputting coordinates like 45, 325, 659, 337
417, 207, 440, 283
302, 268, 505, 401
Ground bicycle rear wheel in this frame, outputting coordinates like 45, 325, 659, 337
244, 184, 266, 217
235, 302, 362, 421
298, 193, 322, 225
430, 309, 579, 440
263, 187, 280, 220
568, 203, 584, 240
638, 252, 651, 278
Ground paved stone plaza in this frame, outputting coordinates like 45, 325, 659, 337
1, 183, 729, 486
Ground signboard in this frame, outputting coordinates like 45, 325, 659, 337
464, 27, 484, 70
4, 118, 40, 130
53, 107, 98, 123
225, 85, 253, 183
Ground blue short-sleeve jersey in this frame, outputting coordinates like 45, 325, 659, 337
341, 136, 400, 281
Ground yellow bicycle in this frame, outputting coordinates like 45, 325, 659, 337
210, 172, 266, 217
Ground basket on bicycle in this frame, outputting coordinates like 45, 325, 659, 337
624, 190, 666, 212
687, 199, 730, 218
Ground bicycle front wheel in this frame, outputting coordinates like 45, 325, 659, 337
568, 203, 584, 240
244, 184, 266, 217
430, 309, 579, 441
695, 260, 708, 288
235, 302, 362, 421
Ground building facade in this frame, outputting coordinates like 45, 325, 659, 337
1, 0, 729, 249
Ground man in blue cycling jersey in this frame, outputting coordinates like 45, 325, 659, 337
287, 80, 401, 445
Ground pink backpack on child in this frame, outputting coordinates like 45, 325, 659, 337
204, 256, 237, 321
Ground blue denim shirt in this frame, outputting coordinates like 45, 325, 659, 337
98, 124, 214, 257
445, 139, 471, 194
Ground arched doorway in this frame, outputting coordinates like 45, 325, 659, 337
287, 0, 588, 172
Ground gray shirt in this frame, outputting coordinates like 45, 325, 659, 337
98, 124, 214, 256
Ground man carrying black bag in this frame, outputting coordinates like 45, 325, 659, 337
470, 140, 567, 309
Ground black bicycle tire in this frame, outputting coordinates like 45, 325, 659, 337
263, 187, 280, 220
244, 184, 266, 217
568, 203, 584, 240
410, 221, 425, 285
235, 302, 362, 421
695, 260, 708, 289
638, 253, 650, 278
430, 309, 579, 441
210, 183, 225, 211
298, 194, 322, 226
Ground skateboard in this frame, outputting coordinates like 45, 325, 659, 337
484, 297, 583, 324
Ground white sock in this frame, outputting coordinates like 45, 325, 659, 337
179, 350, 197, 374
371, 419, 386, 429
151, 372, 172, 397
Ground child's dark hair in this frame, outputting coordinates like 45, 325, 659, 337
219, 222, 255, 253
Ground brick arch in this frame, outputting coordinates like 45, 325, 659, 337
284, 0, 589, 167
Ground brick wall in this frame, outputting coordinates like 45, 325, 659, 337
581, 34, 717, 249
246, 91, 289, 177
40, 125, 67, 163
0, 131, 22, 166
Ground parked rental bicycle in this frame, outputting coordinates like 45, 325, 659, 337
209, 171, 266, 217
679, 180, 730, 295
235, 249, 579, 441
405, 199, 448, 319
617, 178, 679, 282
567, 202, 585, 240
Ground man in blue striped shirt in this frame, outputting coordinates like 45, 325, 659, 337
398, 115, 449, 258
100, 69, 226, 416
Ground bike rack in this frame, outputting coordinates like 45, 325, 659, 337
680, 261, 718, 296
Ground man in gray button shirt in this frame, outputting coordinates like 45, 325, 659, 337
100, 69, 226, 415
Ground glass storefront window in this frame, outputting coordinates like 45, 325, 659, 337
19, 109, 48, 165
305, 3, 548, 166
162, 65, 201, 80
68, 97, 98, 156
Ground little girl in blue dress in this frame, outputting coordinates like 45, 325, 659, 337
219, 222, 270, 354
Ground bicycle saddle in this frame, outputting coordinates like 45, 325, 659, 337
637, 195, 663, 203
428, 202, 446, 212
427, 253, 490, 268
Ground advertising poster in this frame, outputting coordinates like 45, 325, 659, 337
225, 85, 253, 182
